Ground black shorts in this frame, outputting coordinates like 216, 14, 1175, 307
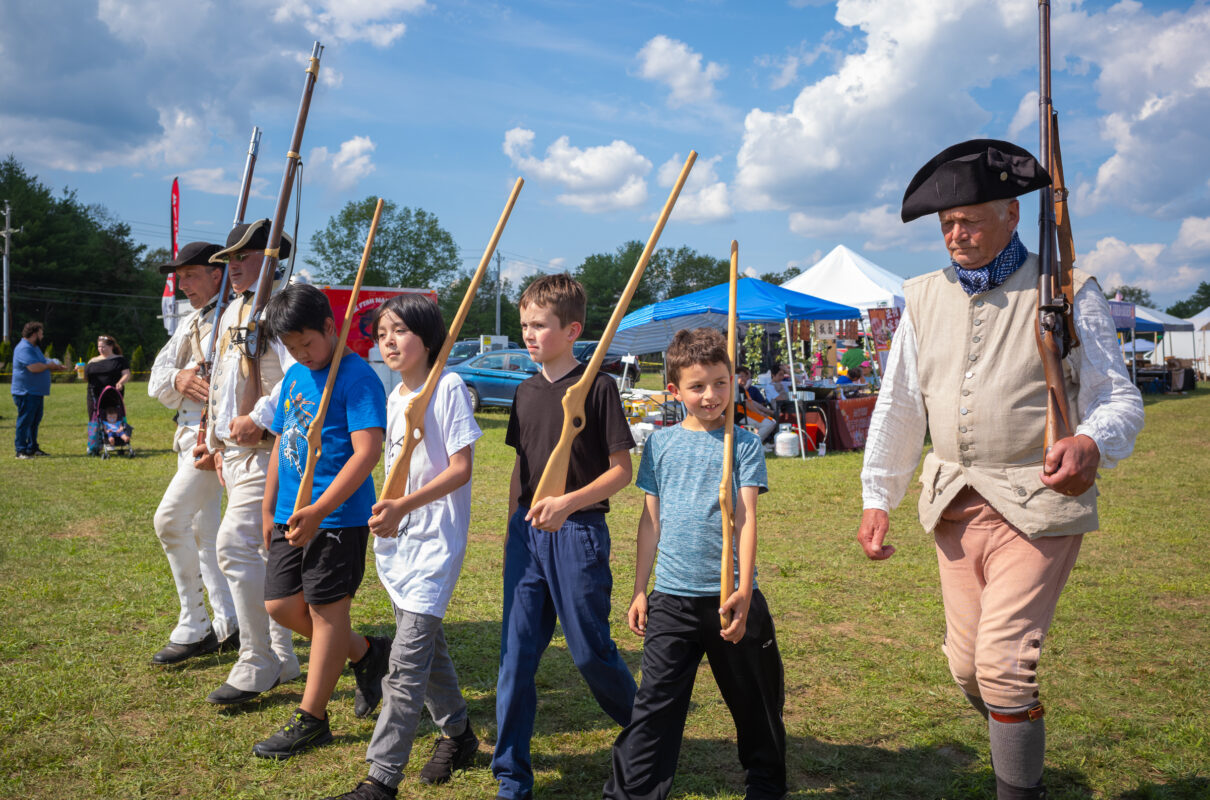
265, 523, 370, 606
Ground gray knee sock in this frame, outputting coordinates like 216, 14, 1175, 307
965, 692, 989, 720
988, 713, 1045, 789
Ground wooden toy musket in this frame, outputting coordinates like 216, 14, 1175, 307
1035, 1, 1075, 454
719, 240, 738, 628
532, 150, 696, 504
239, 41, 323, 417
380, 178, 524, 501
291, 199, 383, 531
196, 126, 261, 456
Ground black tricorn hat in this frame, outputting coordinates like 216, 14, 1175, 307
900, 139, 1051, 223
157, 241, 223, 274
210, 218, 294, 263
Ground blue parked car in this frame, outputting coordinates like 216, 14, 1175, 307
449, 348, 540, 411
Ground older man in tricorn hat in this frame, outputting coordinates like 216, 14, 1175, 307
855, 140, 1143, 799
146, 242, 238, 665
194, 219, 302, 707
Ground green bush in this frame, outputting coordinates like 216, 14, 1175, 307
129, 345, 146, 373
43, 342, 55, 362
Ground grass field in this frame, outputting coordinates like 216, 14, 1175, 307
0, 382, 1206, 800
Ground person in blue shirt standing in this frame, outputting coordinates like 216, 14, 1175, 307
255, 284, 388, 760
11, 321, 68, 458
603, 328, 786, 800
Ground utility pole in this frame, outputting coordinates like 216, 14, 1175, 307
494, 250, 503, 336
2, 200, 23, 344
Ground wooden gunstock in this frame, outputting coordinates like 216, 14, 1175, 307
533, 150, 697, 504
1050, 112, 1080, 350
380, 178, 525, 502
291, 199, 383, 528
720, 240, 738, 628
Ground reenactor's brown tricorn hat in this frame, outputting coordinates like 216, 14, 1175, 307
900, 139, 1052, 223
157, 241, 223, 274
209, 218, 294, 263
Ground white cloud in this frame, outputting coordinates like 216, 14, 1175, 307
176, 167, 271, 199
788, 204, 938, 253
1070, 3, 1210, 218
655, 154, 731, 224
273, 0, 428, 47
1081, 225, 1210, 298
308, 136, 377, 192
502, 128, 652, 213
635, 35, 727, 108
1007, 91, 1038, 140
735, 0, 1035, 213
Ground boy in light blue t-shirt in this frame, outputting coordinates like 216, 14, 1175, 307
603, 327, 786, 800
256, 284, 388, 761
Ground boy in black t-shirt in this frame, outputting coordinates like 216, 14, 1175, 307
492, 274, 637, 800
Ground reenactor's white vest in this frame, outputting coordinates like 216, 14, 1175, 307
905, 254, 1099, 538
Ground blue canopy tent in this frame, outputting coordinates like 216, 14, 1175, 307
613, 278, 862, 459
612, 277, 863, 355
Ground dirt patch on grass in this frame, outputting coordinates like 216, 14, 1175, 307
51, 517, 105, 540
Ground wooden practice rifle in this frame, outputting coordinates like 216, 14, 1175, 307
532, 151, 696, 504
195, 126, 261, 456
238, 41, 323, 418
719, 240, 738, 628
380, 178, 524, 501
1036, 0, 1079, 455
291, 199, 384, 533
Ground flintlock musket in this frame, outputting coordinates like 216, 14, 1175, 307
291, 198, 384, 532
1035, 1, 1078, 454
532, 150, 696, 504
238, 41, 324, 418
719, 240, 738, 628
379, 178, 525, 501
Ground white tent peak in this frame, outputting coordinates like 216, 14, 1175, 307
781, 244, 906, 312
1187, 305, 1210, 331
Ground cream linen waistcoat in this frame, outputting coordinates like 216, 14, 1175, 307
905, 254, 1098, 538
208, 292, 284, 450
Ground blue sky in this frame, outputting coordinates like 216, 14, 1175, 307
2, 0, 1208, 309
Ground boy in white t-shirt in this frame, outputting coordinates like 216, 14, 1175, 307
319, 294, 482, 800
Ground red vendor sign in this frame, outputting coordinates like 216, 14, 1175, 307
319, 285, 437, 359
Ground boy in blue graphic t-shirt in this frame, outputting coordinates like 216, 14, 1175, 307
256, 284, 387, 760
603, 327, 786, 800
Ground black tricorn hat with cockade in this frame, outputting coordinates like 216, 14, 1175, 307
900, 139, 1051, 223
209, 218, 294, 263
157, 241, 223, 274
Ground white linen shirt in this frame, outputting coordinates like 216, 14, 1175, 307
148, 302, 207, 428
861, 281, 1144, 512
375, 371, 482, 618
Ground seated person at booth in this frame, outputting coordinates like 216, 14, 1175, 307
756, 364, 791, 404
735, 367, 777, 443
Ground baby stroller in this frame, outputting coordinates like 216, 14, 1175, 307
88, 384, 135, 459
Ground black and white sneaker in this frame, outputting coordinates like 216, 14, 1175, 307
351, 635, 391, 718
320, 778, 396, 800
251, 708, 333, 760
418, 724, 479, 784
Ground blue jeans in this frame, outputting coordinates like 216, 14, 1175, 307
13, 393, 44, 455
492, 508, 637, 799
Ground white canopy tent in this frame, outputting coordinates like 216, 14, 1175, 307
1183, 305, 1210, 376
1135, 305, 1196, 366
780, 244, 905, 313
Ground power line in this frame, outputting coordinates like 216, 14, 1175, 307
15, 282, 163, 301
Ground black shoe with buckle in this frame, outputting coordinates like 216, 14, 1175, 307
251, 707, 333, 760
151, 630, 219, 665
320, 777, 397, 800
419, 724, 479, 785
351, 635, 390, 718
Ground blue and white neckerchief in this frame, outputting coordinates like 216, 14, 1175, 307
953, 230, 1027, 296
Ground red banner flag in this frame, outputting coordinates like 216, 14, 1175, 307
163, 177, 180, 334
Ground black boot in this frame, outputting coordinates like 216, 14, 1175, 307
996, 776, 1047, 799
